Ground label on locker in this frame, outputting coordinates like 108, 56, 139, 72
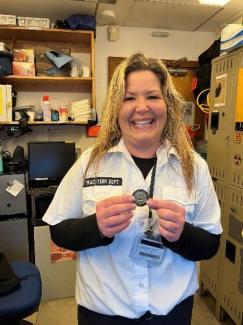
235, 68, 243, 123
214, 74, 227, 107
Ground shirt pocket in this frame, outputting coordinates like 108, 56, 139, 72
162, 186, 198, 223
82, 185, 123, 216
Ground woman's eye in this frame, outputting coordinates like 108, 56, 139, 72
147, 95, 160, 100
124, 96, 135, 101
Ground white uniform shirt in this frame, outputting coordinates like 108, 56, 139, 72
43, 139, 222, 318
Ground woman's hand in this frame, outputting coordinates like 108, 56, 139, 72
96, 195, 136, 238
147, 199, 185, 242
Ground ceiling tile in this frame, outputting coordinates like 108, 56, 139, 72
124, 1, 221, 30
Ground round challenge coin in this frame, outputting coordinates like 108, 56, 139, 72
132, 189, 149, 207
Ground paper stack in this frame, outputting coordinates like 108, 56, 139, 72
70, 99, 92, 123
0, 84, 12, 122
220, 24, 243, 54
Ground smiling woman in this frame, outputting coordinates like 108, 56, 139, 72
43, 52, 222, 325
119, 70, 167, 158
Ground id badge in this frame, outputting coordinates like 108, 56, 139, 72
129, 235, 164, 268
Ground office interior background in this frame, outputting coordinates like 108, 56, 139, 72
0, 0, 243, 324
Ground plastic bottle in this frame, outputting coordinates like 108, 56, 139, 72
0, 142, 3, 175
59, 106, 68, 121
41, 95, 52, 122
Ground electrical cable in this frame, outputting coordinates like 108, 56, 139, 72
196, 88, 210, 114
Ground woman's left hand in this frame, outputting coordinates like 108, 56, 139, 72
147, 199, 185, 242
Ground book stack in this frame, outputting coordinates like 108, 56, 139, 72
220, 24, 243, 54
70, 99, 92, 123
0, 84, 12, 122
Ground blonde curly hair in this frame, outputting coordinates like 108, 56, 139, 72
86, 52, 194, 192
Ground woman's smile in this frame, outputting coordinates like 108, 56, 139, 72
131, 118, 154, 128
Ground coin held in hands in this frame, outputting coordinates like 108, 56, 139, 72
132, 189, 149, 207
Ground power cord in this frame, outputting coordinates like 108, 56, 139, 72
196, 88, 210, 114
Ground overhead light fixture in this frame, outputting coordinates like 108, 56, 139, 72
198, 0, 230, 5
168, 67, 187, 76
101, 9, 116, 18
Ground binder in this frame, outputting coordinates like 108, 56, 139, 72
6, 84, 12, 121
0, 84, 7, 121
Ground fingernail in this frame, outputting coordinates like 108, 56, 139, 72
128, 196, 135, 202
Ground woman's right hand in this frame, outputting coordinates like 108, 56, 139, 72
96, 195, 136, 238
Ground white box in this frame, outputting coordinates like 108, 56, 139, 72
34, 225, 76, 300
0, 42, 10, 53
17, 16, 50, 29
0, 14, 17, 26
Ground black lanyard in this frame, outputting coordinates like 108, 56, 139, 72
147, 157, 157, 237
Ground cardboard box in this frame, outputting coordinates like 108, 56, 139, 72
17, 16, 50, 29
35, 47, 71, 77
0, 14, 17, 26
13, 49, 35, 63
12, 62, 35, 76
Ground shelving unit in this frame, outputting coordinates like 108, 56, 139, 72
0, 26, 95, 125
0, 28, 94, 294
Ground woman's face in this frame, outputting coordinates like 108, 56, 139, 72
118, 70, 167, 157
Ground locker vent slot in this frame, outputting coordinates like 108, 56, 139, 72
222, 294, 242, 324
211, 167, 225, 179
216, 58, 232, 73
214, 184, 224, 200
232, 172, 243, 188
239, 52, 243, 65
210, 166, 214, 175
229, 215, 243, 245
232, 191, 236, 204
201, 271, 218, 296
231, 191, 243, 206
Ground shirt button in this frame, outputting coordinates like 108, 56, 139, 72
139, 283, 144, 288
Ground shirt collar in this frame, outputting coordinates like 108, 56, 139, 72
107, 138, 180, 165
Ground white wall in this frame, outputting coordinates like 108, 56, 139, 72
2, 25, 217, 155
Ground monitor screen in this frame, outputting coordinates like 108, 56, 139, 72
28, 141, 76, 188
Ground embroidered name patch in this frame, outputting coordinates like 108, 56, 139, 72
84, 177, 122, 187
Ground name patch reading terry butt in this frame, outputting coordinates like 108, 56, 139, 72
84, 177, 122, 187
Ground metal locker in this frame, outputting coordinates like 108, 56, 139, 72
207, 49, 240, 183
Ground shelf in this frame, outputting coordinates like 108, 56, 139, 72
0, 27, 93, 44
0, 121, 90, 126
0, 76, 93, 91
0, 76, 93, 83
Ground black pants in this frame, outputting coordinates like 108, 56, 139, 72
78, 295, 194, 325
